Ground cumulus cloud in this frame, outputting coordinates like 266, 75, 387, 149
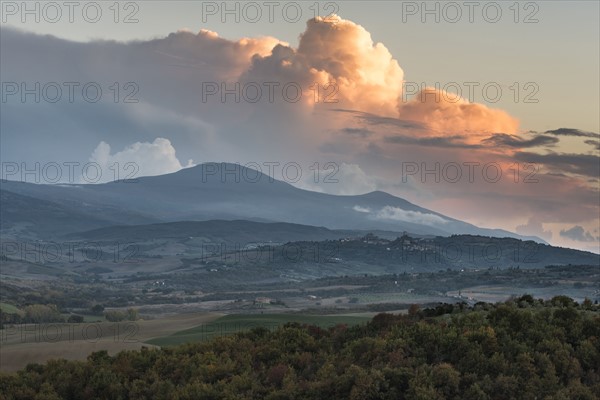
515, 217, 553, 241
1, 18, 523, 166
241, 15, 404, 114
559, 226, 597, 242
154, 28, 286, 81
397, 87, 520, 137
89, 138, 193, 183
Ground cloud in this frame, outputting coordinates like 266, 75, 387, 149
481, 133, 559, 149
296, 162, 377, 195
89, 138, 193, 183
352, 205, 371, 213
397, 87, 520, 137
515, 217, 552, 241
385, 131, 559, 150
333, 109, 427, 131
543, 128, 600, 139
384, 134, 479, 149
513, 152, 600, 178
1, 19, 523, 167
374, 206, 448, 226
584, 140, 600, 151
559, 225, 597, 242
240, 15, 404, 114
152, 28, 286, 81
340, 128, 373, 138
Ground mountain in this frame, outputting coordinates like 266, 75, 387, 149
67, 220, 347, 243
0, 189, 159, 238
0, 163, 545, 242
65, 220, 394, 244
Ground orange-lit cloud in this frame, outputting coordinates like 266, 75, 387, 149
156, 28, 286, 80
242, 15, 404, 114
397, 88, 520, 138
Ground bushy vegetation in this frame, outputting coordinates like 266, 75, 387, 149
1, 296, 599, 399
0, 303, 138, 327
103, 308, 139, 322
148, 314, 370, 347
0, 304, 64, 327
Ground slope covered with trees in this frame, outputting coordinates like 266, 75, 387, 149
1, 296, 599, 399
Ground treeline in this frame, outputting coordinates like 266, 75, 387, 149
0, 305, 139, 327
0, 304, 64, 326
1, 296, 599, 399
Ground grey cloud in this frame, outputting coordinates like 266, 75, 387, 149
559, 226, 597, 242
0, 26, 329, 168
340, 128, 373, 138
584, 140, 600, 151
514, 152, 600, 178
543, 128, 600, 139
330, 109, 427, 131
384, 135, 480, 149
516, 218, 553, 242
482, 133, 559, 148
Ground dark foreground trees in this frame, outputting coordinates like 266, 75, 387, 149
1, 296, 599, 399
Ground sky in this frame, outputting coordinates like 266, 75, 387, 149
1, 1, 599, 252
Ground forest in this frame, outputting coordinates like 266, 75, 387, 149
0, 295, 598, 400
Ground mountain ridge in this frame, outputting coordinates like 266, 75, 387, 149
0, 162, 547, 243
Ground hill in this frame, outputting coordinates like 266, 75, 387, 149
1, 163, 545, 243
1, 297, 598, 399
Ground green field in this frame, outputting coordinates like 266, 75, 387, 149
147, 314, 370, 347
0, 302, 20, 314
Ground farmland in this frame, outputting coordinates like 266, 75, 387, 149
147, 313, 371, 347
0, 313, 220, 372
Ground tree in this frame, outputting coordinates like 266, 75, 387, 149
90, 304, 105, 315
67, 315, 84, 323
126, 308, 139, 321
104, 310, 126, 322
23, 304, 63, 323
408, 304, 421, 317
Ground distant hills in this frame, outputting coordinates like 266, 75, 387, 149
67, 220, 365, 244
68, 220, 600, 271
0, 163, 545, 243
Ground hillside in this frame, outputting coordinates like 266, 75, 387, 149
0, 163, 546, 242
1, 297, 598, 399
